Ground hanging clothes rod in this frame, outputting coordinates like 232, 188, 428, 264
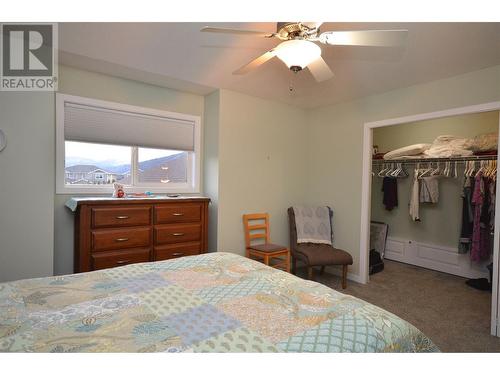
372, 155, 498, 164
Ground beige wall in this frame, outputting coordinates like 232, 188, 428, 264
0, 92, 55, 282
54, 65, 205, 275
371, 111, 499, 248
216, 89, 308, 254
306, 65, 500, 276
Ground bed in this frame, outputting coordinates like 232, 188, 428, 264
0, 252, 438, 352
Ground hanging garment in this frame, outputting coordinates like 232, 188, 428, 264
419, 176, 439, 203
487, 179, 496, 259
382, 177, 398, 211
471, 172, 485, 262
459, 176, 474, 253
409, 169, 420, 221
488, 178, 496, 230
479, 177, 493, 261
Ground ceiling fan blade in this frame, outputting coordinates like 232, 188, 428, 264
233, 50, 276, 75
319, 29, 408, 47
201, 27, 275, 38
307, 56, 334, 82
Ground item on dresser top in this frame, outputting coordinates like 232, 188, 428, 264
382, 177, 398, 211
68, 197, 210, 272
292, 206, 332, 245
383, 143, 431, 160
128, 192, 156, 198
112, 183, 126, 198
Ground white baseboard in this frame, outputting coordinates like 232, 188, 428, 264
385, 236, 490, 279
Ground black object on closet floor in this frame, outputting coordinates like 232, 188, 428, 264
465, 263, 493, 292
369, 249, 384, 275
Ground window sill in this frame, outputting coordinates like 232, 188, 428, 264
56, 185, 200, 195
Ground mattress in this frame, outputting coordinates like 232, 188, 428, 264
0, 252, 438, 352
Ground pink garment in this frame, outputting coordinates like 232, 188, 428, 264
471, 173, 484, 262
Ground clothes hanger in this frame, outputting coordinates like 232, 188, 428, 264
385, 163, 395, 177
390, 163, 399, 177
418, 162, 431, 178
443, 161, 450, 177
475, 160, 485, 177
430, 162, 440, 176
378, 163, 388, 177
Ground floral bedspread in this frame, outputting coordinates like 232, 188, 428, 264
0, 252, 438, 352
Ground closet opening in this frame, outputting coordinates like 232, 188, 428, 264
359, 102, 500, 347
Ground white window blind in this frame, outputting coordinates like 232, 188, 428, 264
64, 102, 195, 151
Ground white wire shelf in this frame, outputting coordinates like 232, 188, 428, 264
372, 155, 498, 164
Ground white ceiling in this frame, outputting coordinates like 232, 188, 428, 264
59, 22, 500, 109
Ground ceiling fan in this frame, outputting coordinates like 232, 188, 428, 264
201, 22, 408, 82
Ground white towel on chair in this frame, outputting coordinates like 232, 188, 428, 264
293, 206, 332, 245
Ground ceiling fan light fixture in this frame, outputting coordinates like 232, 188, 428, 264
275, 40, 321, 71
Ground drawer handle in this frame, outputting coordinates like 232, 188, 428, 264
172, 252, 185, 257
115, 237, 129, 242
172, 213, 184, 216
172, 233, 185, 236
116, 260, 130, 265
116, 215, 130, 219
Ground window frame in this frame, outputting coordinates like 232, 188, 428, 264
56, 94, 201, 195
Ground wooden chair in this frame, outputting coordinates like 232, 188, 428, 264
242, 213, 290, 272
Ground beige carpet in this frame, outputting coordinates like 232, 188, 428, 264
302, 260, 500, 352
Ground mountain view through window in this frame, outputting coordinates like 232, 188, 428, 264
64, 141, 188, 186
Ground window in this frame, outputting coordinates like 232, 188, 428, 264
56, 94, 200, 194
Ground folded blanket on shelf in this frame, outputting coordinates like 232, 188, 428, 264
383, 144, 431, 160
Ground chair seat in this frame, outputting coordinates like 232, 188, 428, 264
295, 243, 353, 266
249, 243, 287, 253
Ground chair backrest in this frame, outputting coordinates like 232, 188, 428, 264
242, 213, 270, 248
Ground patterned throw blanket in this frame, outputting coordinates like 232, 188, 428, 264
293, 206, 333, 245
0, 252, 438, 352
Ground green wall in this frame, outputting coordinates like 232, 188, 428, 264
371, 111, 499, 248
306, 65, 500, 276
54, 65, 205, 275
0, 92, 55, 282
216, 89, 308, 254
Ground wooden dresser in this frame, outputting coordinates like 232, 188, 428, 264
73, 197, 210, 272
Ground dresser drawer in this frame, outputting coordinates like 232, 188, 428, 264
155, 204, 202, 224
154, 242, 201, 261
92, 227, 151, 251
91, 248, 150, 270
92, 206, 151, 228
155, 224, 201, 245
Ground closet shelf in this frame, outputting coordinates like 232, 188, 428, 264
372, 154, 498, 164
